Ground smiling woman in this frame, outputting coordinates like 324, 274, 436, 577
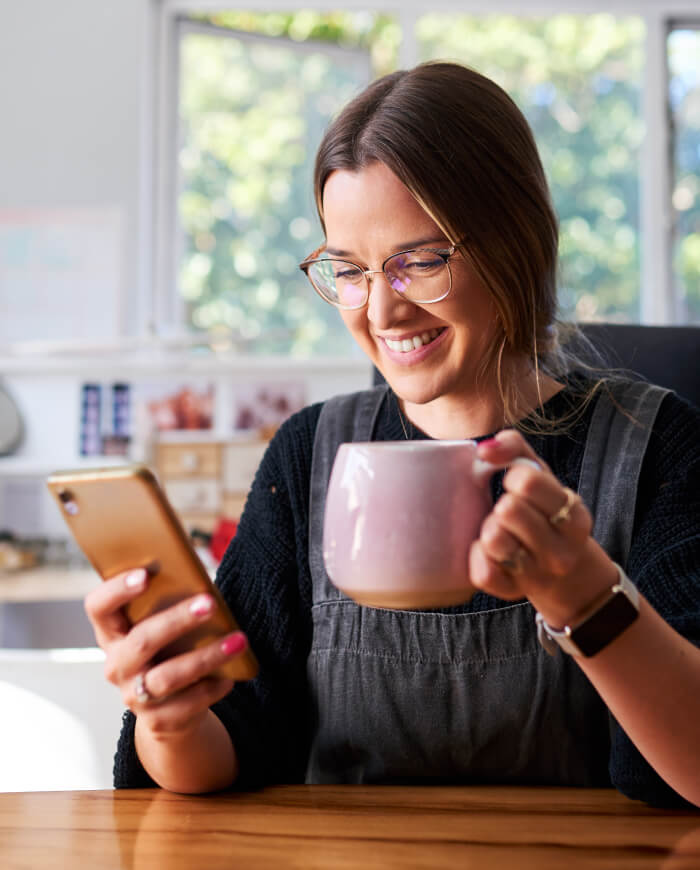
99, 61, 700, 808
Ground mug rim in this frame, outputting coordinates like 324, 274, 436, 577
340, 439, 477, 450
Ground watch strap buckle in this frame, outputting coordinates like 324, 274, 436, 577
535, 611, 560, 656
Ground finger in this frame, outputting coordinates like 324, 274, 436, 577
84, 568, 149, 645
502, 464, 590, 533
468, 539, 523, 600
106, 593, 218, 683
492, 492, 588, 578
479, 510, 529, 568
136, 631, 247, 703
548, 487, 589, 532
478, 429, 552, 474
132, 677, 235, 734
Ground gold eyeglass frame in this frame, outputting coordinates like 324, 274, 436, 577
299, 244, 464, 310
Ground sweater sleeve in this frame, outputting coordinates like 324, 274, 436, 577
608, 392, 700, 807
113, 403, 321, 789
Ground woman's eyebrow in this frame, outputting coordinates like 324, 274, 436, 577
324, 237, 450, 258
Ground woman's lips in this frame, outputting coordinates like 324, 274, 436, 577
379, 327, 448, 364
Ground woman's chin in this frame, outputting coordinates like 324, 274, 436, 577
381, 370, 445, 407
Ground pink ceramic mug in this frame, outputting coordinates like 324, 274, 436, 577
323, 440, 514, 609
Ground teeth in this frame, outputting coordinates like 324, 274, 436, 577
385, 329, 441, 353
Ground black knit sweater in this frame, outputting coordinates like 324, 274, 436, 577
114, 380, 700, 806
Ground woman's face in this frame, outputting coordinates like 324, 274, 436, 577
322, 162, 501, 408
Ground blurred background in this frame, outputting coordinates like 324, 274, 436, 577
0, 0, 698, 788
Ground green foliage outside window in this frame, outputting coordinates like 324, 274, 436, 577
176, 11, 697, 354
669, 28, 700, 323
178, 12, 398, 355
417, 14, 645, 323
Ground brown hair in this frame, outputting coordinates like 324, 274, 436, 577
313, 61, 594, 427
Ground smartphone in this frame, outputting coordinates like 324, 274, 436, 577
47, 464, 258, 681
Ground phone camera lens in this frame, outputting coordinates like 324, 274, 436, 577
58, 489, 80, 515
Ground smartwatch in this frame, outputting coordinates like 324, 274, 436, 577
535, 564, 640, 657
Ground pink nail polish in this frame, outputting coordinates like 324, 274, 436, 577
480, 437, 499, 447
189, 594, 214, 616
220, 633, 247, 656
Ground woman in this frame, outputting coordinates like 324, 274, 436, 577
87, 62, 700, 806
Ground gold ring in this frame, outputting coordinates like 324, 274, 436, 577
549, 487, 578, 526
133, 673, 153, 705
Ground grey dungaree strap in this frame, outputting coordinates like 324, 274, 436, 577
578, 380, 669, 567
305, 378, 669, 785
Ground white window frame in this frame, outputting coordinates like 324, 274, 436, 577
149, 0, 700, 338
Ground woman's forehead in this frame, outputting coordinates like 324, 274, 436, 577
322, 165, 444, 254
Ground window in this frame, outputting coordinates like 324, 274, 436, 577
668, 23, 700, 322
173, 12, 397, 356
158, 5, 700, 356
417, 14, 644, 323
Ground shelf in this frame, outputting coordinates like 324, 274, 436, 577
0, 456, 129, 477
0, 350, 372, 378
0, 566, 99, 603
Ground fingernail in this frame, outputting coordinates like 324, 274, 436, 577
125, 569, 147, 588
511, 457, 542, 471
189, 594, 214, 616
479, 437, 499, 447
220, 632, 247, 656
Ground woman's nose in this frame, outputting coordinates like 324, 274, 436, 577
365, 271, 416, 329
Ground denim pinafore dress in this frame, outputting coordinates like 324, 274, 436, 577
305, 381, 668, 785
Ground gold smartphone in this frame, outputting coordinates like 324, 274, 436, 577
47, 464, 258, 681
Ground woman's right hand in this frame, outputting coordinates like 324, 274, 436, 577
84, 567, 247, 739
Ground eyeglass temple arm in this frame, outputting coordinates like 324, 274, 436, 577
299, 244, 327, 270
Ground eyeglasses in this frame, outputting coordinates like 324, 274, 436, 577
299, 245, 463, 310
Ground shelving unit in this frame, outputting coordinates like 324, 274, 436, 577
0, 566, 97, 603
0, 456, 129, 478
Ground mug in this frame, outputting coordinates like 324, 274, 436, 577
323, 440, 512, 609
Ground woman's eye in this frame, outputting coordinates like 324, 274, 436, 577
405, 257, 442, 271
335, 267, 363, 282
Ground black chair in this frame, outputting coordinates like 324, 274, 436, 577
373, 323, 700, 409
576, 323, 700, 409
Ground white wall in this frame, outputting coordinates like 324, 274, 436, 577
0, 0, 371, 535
1, 0, 152, 336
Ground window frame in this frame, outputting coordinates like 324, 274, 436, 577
667, 18, 700, 322
150, 0, 700, 342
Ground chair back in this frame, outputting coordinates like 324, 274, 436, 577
575, 323, 700, 409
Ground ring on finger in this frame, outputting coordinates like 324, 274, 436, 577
133, 672, 154, 705
549, 487, 579, 526
499, 544, 526, 575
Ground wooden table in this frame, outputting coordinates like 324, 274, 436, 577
0, 786, 698, 869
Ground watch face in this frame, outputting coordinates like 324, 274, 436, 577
571, 589, 639, 657
0, 385, 23, 455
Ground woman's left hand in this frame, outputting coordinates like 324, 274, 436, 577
469, 429, 617, 626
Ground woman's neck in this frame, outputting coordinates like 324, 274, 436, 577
401, 365, 563, 441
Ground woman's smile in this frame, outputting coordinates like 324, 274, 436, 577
379, 326, 448, 363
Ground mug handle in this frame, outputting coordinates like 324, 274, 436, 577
472, 455, 542, 488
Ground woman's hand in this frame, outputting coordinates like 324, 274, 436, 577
469, 429, 618, 627
84, 568, 247, 737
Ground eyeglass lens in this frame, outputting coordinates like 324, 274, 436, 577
307, 250, 450, 308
